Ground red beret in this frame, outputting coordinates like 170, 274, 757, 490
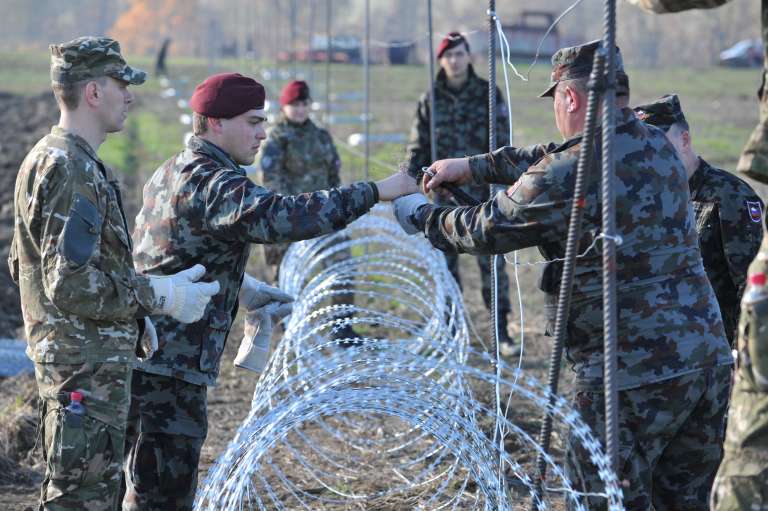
279, 80, 311, 106
190, 72, 265, 118
436, 32, 469, 59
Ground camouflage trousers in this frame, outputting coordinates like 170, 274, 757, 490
35, 361, 132, 511
442, 249, 511, 316
123, 370, 207, 511
565, 365, 730, 510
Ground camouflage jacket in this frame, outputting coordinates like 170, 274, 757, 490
414, 108, 732, 390
721, 234, 768, 468
405, 65, 509, 202
690, 157, 763, 345
132, 136, 378, 386
260, 115, 341, 194
9, 126, 155, 364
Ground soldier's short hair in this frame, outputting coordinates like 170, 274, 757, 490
193, 112, 209, 135
51, 76, 106, 110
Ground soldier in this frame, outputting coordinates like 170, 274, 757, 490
404, 31, 516, 354
624, 2, 768, 509
259, 80, 359, 342
394, 40, 733, 509
635, 93, 763, 346
7, 37, 217, 511
123, 72, 418, 510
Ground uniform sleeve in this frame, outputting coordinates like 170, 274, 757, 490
326, 132, 342, 188
720, 190, 764, 299
203, 171, 378, 243
36, 162, 151, 321
405, 93, 432, 177
469, 143, 557, 185
259, 135, 284, 191
416, 162, 568, 255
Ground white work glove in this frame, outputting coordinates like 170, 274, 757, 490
240, 273, 294, 311
137, 317, 158, 361
148, 264, 220, 324
234, 301, 294, 373
393, 193, 430, 235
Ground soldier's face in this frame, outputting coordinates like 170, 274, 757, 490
218, 109, 268, 165
97, 77, 134, 133
439, 46, 470, 79
283, 100, 310, 124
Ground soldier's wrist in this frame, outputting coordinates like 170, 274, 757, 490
468, 155, 490, 184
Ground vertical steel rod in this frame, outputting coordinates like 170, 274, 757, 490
363, 0, 370, 180
427, 0, 437, 165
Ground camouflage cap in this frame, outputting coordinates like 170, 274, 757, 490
633, 94, 687, 132
50, 36, 146, 85
539, 39, 628, 98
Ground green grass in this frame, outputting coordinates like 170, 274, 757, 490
1, 49, 760, 179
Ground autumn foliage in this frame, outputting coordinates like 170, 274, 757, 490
109, 0, 201, 56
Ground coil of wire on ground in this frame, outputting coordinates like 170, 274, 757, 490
195, 205, 624, 510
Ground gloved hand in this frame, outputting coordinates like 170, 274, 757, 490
234, 301, 294, 373
393, 193, 430, 235
147, 264, 220, 324
240, 273, 294, 311
137, 317, 158, 361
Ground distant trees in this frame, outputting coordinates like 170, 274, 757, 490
109, 0, 202, 56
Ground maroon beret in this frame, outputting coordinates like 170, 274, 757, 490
189, 72, 265, 118
436, 32, 469, 59
279, 80, 311, 106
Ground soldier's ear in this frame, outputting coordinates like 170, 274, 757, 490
83, 81, 101, 108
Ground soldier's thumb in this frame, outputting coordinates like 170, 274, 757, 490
178, 264, 207, 283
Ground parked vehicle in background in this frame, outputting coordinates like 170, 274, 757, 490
720, 38, 763, 68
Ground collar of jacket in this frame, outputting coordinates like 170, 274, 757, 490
187, 135, 243, 174
688, 156, 710, 197
51, 125, 102, 163
436, 63, 479, 93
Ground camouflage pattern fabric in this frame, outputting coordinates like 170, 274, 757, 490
405, 65, 512, 315
712, 234, 768, 510
9, 126, 155, 364
132, 134, 378, 387
259, 114, 343, 279
688, 158, 764, 345
625, 0, 732, 13
738, 0, 768, 183
567, 365, 730, 510
634, 94, 764, 345
414, 107, 733, 391
50, 36, 146, 85
539, 39, 629, 98
123, 371, 206, 511
36, 361, 132, 510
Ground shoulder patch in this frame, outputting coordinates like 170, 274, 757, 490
746, 200, 763, 223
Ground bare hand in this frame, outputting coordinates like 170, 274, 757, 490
375, 171, 421, 201
422, 158, 472, 194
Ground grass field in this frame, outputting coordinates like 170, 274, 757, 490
0, 49, 761, 184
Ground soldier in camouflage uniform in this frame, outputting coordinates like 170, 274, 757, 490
711, 242, 768, 509
624, 2, 768, 507
395, 40, 733, 509
259, 80, 359, 342
8, 37, 217, 511
124, 72, 418, 510
404, 32, 516, 352
635, 94, 764, 346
